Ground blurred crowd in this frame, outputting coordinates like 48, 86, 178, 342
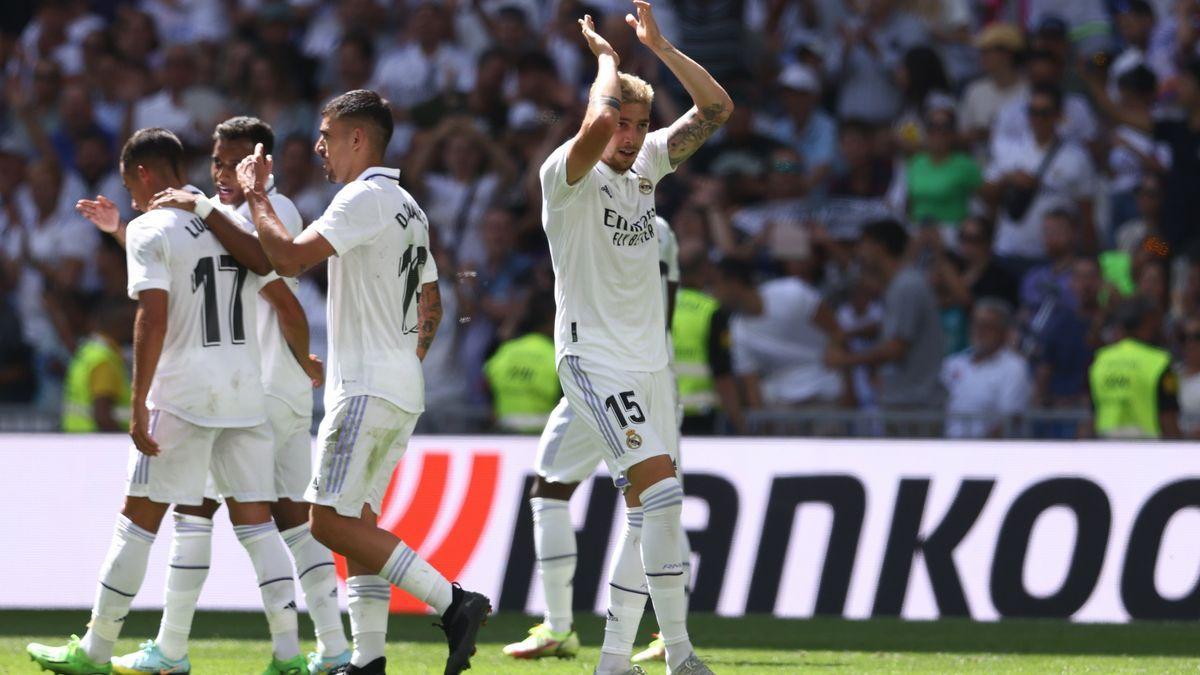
3, 0, 1200, 439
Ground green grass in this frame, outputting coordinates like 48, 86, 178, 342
3, 610, 1198, 673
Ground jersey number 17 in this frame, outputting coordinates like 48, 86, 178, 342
193, 255, 248, 346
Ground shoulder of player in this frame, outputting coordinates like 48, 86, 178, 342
127, 208, 185, 238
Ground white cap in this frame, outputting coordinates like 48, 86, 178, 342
778, 63, 820, 93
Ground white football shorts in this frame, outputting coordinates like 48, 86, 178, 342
306, 395, 419, 518
553, 356, 679, 488
126, 409, 276, 506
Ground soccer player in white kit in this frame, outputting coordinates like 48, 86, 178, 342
235, 90, 491, 675
92, 118, 353, 675
537, 3, 731, 674
504, 216, 681, 662
26, 128, 298, 675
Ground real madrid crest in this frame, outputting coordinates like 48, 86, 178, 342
625, 428, 643, 449
638, 177, 653, 195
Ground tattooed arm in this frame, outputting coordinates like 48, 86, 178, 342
416, 281, 442, 362
627, 0, 733, 166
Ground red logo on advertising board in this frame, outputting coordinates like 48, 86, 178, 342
334, 450, 501, 612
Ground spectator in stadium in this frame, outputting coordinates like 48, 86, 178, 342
728, 146, 808, 252
960, 24, 1027, 153
371, 3, 473, 112
0, 291, 33, 403
893, 46, 952, 155
672, 242, 743, 435
835, 271, 884, 409
327, 31, 376, 98
1114, 173, 1165, 256
714, 257, 845, 409
991, 50, 1099, 156
1020, 208, 1080, 318
1109, 0, 1157, 90
483, 292, 560, 434
1176, 316, 1200, 437
1032, 257, 1106, 411
830, 119, 895, 200
827, 218, 945, 410
74, 131, 131, 222
1090, 295, 1180, 439
406, 115, 516, 265
900, 106, 982, 234
942, 298, 1032, 438
1154, 59, 1200, 251
61, 298, 131, 433
238, 55, 315, 146
831, 0, 931, 124
274, 134, 334, 225
755, 64, 836, 190
132, 45, 229, 149
465, 48, 511, 137
954, 215, 1020, 309
982, 84, 1097, 266
693, 98, 778, 206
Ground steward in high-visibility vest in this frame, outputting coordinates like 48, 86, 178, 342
1089, 298, 1178, 439
670, 248, 738, 434
484, 331, 561, 433
63, 327, 132, 432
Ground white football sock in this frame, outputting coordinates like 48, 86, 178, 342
597, 507, 647, 674
80, 515, 156, 664
282, 523, 348, 657
639, 478, 693, 670
234, 521, 300, 660
155, 514, 212, 660
379, 541, 452, 614
347, 575, 390, 667
531, 497, 575, 633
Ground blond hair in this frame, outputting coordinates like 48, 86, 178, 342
618, 72, 654, 106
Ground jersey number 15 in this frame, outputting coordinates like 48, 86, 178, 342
193, 255, 248, 346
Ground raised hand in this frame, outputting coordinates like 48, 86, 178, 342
625, 0, 668, 50
76, 195, 121, 234
237, 142, 273, 194
148, 187, 199, 212
579, 14, 619, 64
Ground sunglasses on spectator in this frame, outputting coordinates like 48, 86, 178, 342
1028, 106, 1057, 118
772, 161, 803, 174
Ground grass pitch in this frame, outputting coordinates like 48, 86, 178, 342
1, 610, 1197, 673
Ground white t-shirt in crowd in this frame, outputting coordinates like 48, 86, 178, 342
990, 92, 1099, 158
941, 347, 1031, 438
125, 185, 267, 428
539, 129, 675, 372
309, 167, 438, 413
731, 278, 841, 405
959, 78, 1029, 137
215, 178, 312, 416
985, 137, 1096, 258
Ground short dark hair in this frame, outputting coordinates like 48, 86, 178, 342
1029, 82, 1064, 112
339, 30, 375, 62
1115, 294, 1154, 333
120, 127, 184, 176
213, 116, 275, 154
321, 89, 394, 150
860, 218, 910, 258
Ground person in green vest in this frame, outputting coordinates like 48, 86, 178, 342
62, 299, 133, 432
671, 244, 744, 434
1089, 296, 1179, 439
484, 293, 562, 433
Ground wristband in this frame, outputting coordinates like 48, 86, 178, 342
193, 196, 214, 219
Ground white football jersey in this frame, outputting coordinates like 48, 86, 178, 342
540, 128, 676, 371
212, 176, 312, 416
309, 167, 438, 413
656, 216, 679, 361
125, 184, 267, 427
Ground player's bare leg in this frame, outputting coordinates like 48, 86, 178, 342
311, 504, 491, 675
504, 478, 582, 659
